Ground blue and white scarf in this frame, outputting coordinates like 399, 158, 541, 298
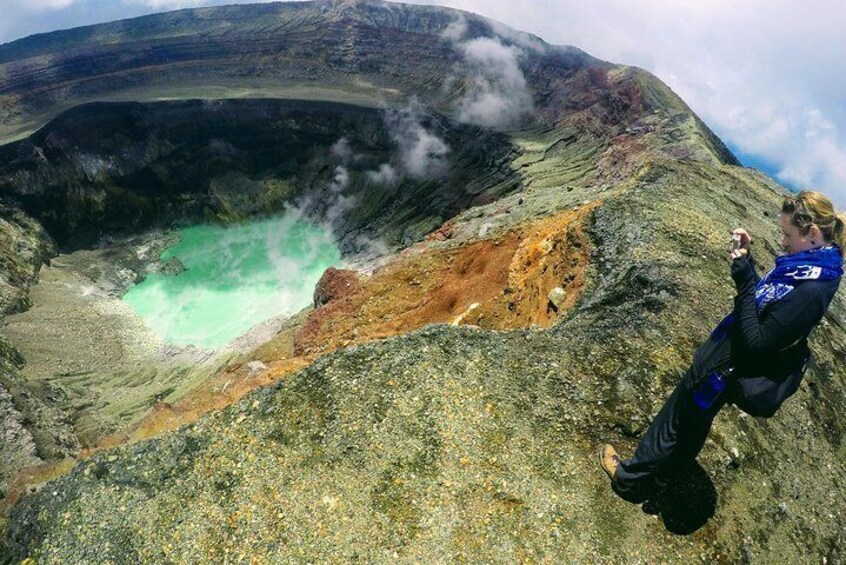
710, 245, 844, 342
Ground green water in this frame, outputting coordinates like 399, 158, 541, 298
123, 214, 341, 349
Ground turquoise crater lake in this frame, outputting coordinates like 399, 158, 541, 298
123, 213, 341, 349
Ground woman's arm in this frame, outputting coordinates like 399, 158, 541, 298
729, 229, 761, 286
730, 254, 829, 353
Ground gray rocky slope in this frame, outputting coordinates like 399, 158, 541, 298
0, 1, 844, 563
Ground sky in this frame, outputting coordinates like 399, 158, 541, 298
1, 0, 845, 205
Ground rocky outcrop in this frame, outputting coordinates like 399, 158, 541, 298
0, 0, 740, 257
0, 338, 42, 500
0, 1, 735, 168
0, 231, 237, 455
0, 203, 55, 316
0, 1, 589, 140
313, 267, 359, 308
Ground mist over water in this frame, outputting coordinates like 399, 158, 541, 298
123, 213, 341, 349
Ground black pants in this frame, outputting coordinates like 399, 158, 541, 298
614, 368, 729, 499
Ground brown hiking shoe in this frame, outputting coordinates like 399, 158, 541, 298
599, 444, 621, 480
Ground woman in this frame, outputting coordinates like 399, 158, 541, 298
599, 190, 845, 501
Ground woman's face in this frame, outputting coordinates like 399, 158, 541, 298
779, 213, 818, 254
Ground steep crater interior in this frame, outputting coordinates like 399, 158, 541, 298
0, 97, 525, 459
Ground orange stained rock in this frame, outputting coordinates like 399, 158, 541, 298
0, 457, 77, 516
295, 202, 598, 350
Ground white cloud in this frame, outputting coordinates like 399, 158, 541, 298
13, 0, 78, 9
122, 0, 207, 8
780, 138, 846, 192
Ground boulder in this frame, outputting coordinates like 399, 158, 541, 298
547, 286, 567, 310
313, 267, 359, 308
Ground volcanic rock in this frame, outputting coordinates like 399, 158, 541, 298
313, 267, 360, 308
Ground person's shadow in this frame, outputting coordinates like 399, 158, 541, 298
641, 461, 717, 534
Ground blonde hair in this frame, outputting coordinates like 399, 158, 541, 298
781, 191, 846, 257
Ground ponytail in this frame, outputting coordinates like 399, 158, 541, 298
834, 214, 846, 257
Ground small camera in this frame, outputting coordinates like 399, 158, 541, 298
731, 234, 742, 251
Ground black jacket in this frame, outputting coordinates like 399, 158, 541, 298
692, 251, 840, 417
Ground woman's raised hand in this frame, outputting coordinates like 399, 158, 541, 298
730, 228, 751, 259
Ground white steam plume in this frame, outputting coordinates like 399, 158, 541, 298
441, 16, 535, 130
323, 164, 355, 232
368, 98, 449, 184
366, 163, 399, 186
455, 37, 534, 129
441, 15, 469, 42
330, 138, 355, 163
292, 138, 388, 262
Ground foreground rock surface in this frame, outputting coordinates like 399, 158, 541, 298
3, 320, 845, 563
3, 161, 846, 563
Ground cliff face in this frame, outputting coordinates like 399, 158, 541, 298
0, 205, 57, 499
0, 0, 738, 255
0, 98, 519, 251
1, 1, 845, 563
0, 0, 574, 141
0, 203, 55, 316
